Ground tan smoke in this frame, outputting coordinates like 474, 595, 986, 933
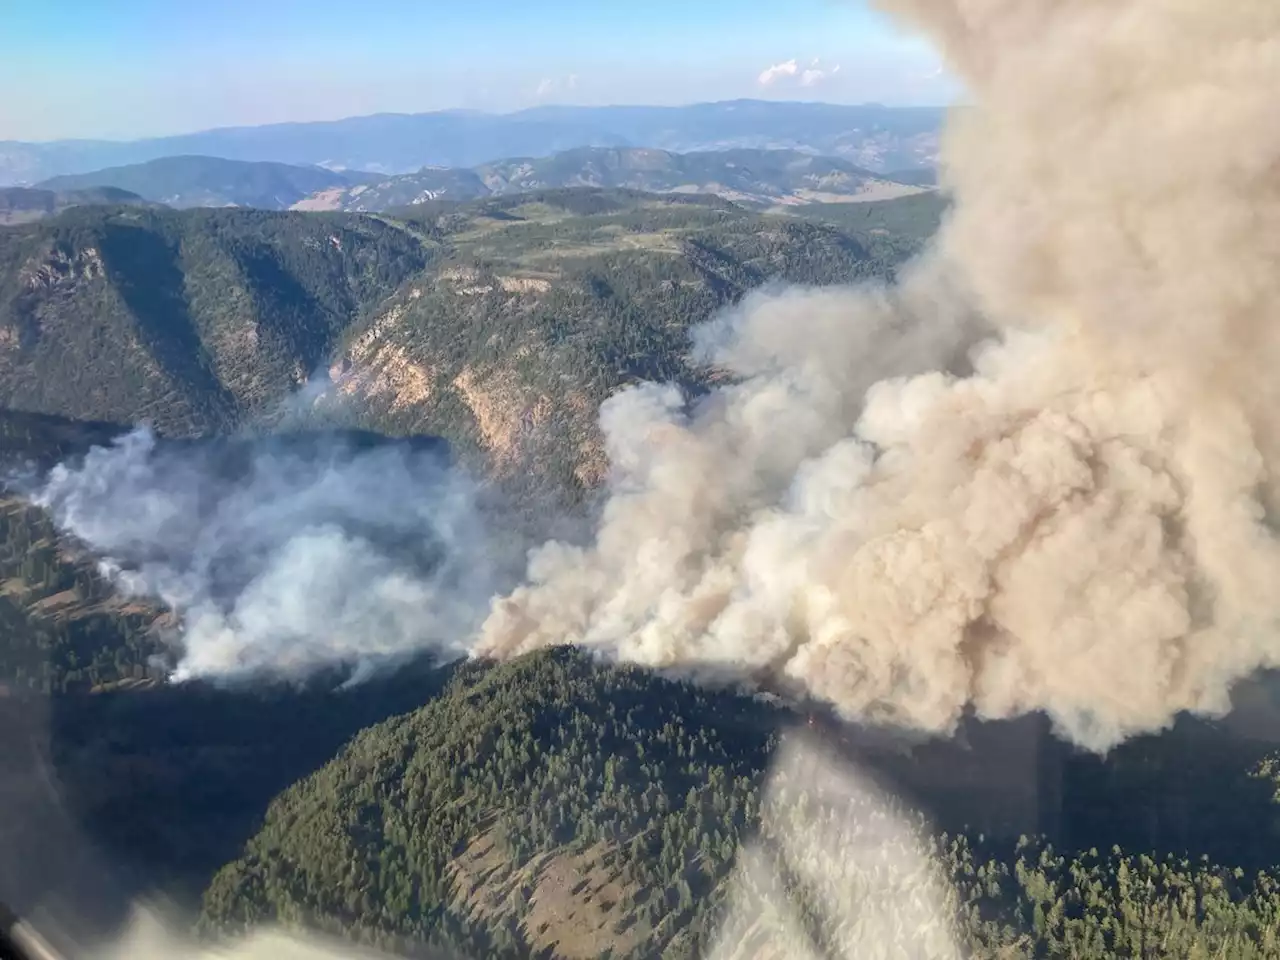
476, 0, 1280, 752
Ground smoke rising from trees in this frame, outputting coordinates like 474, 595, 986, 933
477, 0, 1280, 752
30, 428, 520, 683
8, 0, 1279, 957
22, 0, 1280, 754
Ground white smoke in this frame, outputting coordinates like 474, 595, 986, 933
30, 427, 519, 682
476, 0, 1280, 753
8, 910, 407, 960
17, 0, 1280, 755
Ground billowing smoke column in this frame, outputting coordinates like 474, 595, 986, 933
478, 0, 1280, 752
33, 427, 517, 682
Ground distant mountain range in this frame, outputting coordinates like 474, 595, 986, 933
20, 147, 931, 215
295, 146, 927, 212
0, 185, 160, 225
0, 100, 944, 185
35, 155, 369, 210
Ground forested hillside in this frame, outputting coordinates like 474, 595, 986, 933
0, 206, 432, 434
36, 156, 368, 211
791, 190, 949, 258
0, 491, 169, 695
297, 147, 927, 213
0, 187, 160, 225
0, 654, 463, 937
322, 190, 936, 496
196, 648, 1280, 959
0, 411, 172, 694
0, 190, 942, 499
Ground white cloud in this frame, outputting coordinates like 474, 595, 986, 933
758, 59, 799, 87
801, 58, 841, 87
758, 57, 841, 89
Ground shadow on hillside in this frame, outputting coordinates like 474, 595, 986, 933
0, 657, 459, 954
3, 658, 1280, 955
97, 222, 236, 430
234, 246, 334, 371
802, 676, 1280, 874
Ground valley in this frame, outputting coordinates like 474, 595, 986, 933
0, 176, 1275, 959
0, 190, 944, 500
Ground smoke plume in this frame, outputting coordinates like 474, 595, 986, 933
477, 0, 1280, 752
30, 428, 517, 682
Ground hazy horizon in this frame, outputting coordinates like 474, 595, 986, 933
0, 96, 955, 148
1, 0, 958, 142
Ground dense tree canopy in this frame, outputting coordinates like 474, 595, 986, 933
197, 649, 1280, 959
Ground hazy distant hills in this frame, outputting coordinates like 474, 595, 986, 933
516, 101, 943, 169
297, 146, 928, 213
35, 155, 369, 210
882, 166, 938, 187
21, 147, 931, 217
0, 100, 943, 185
0, 185, 160, 225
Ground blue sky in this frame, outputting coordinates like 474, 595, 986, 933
0, 0, 955, 142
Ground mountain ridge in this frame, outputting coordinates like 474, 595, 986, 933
35, 155, 368, 211
0, 190, 944, 497
0, 186, 161, 225
0, 100, 944, 185
0, 205, 434, 435
294, 146, 929, 213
